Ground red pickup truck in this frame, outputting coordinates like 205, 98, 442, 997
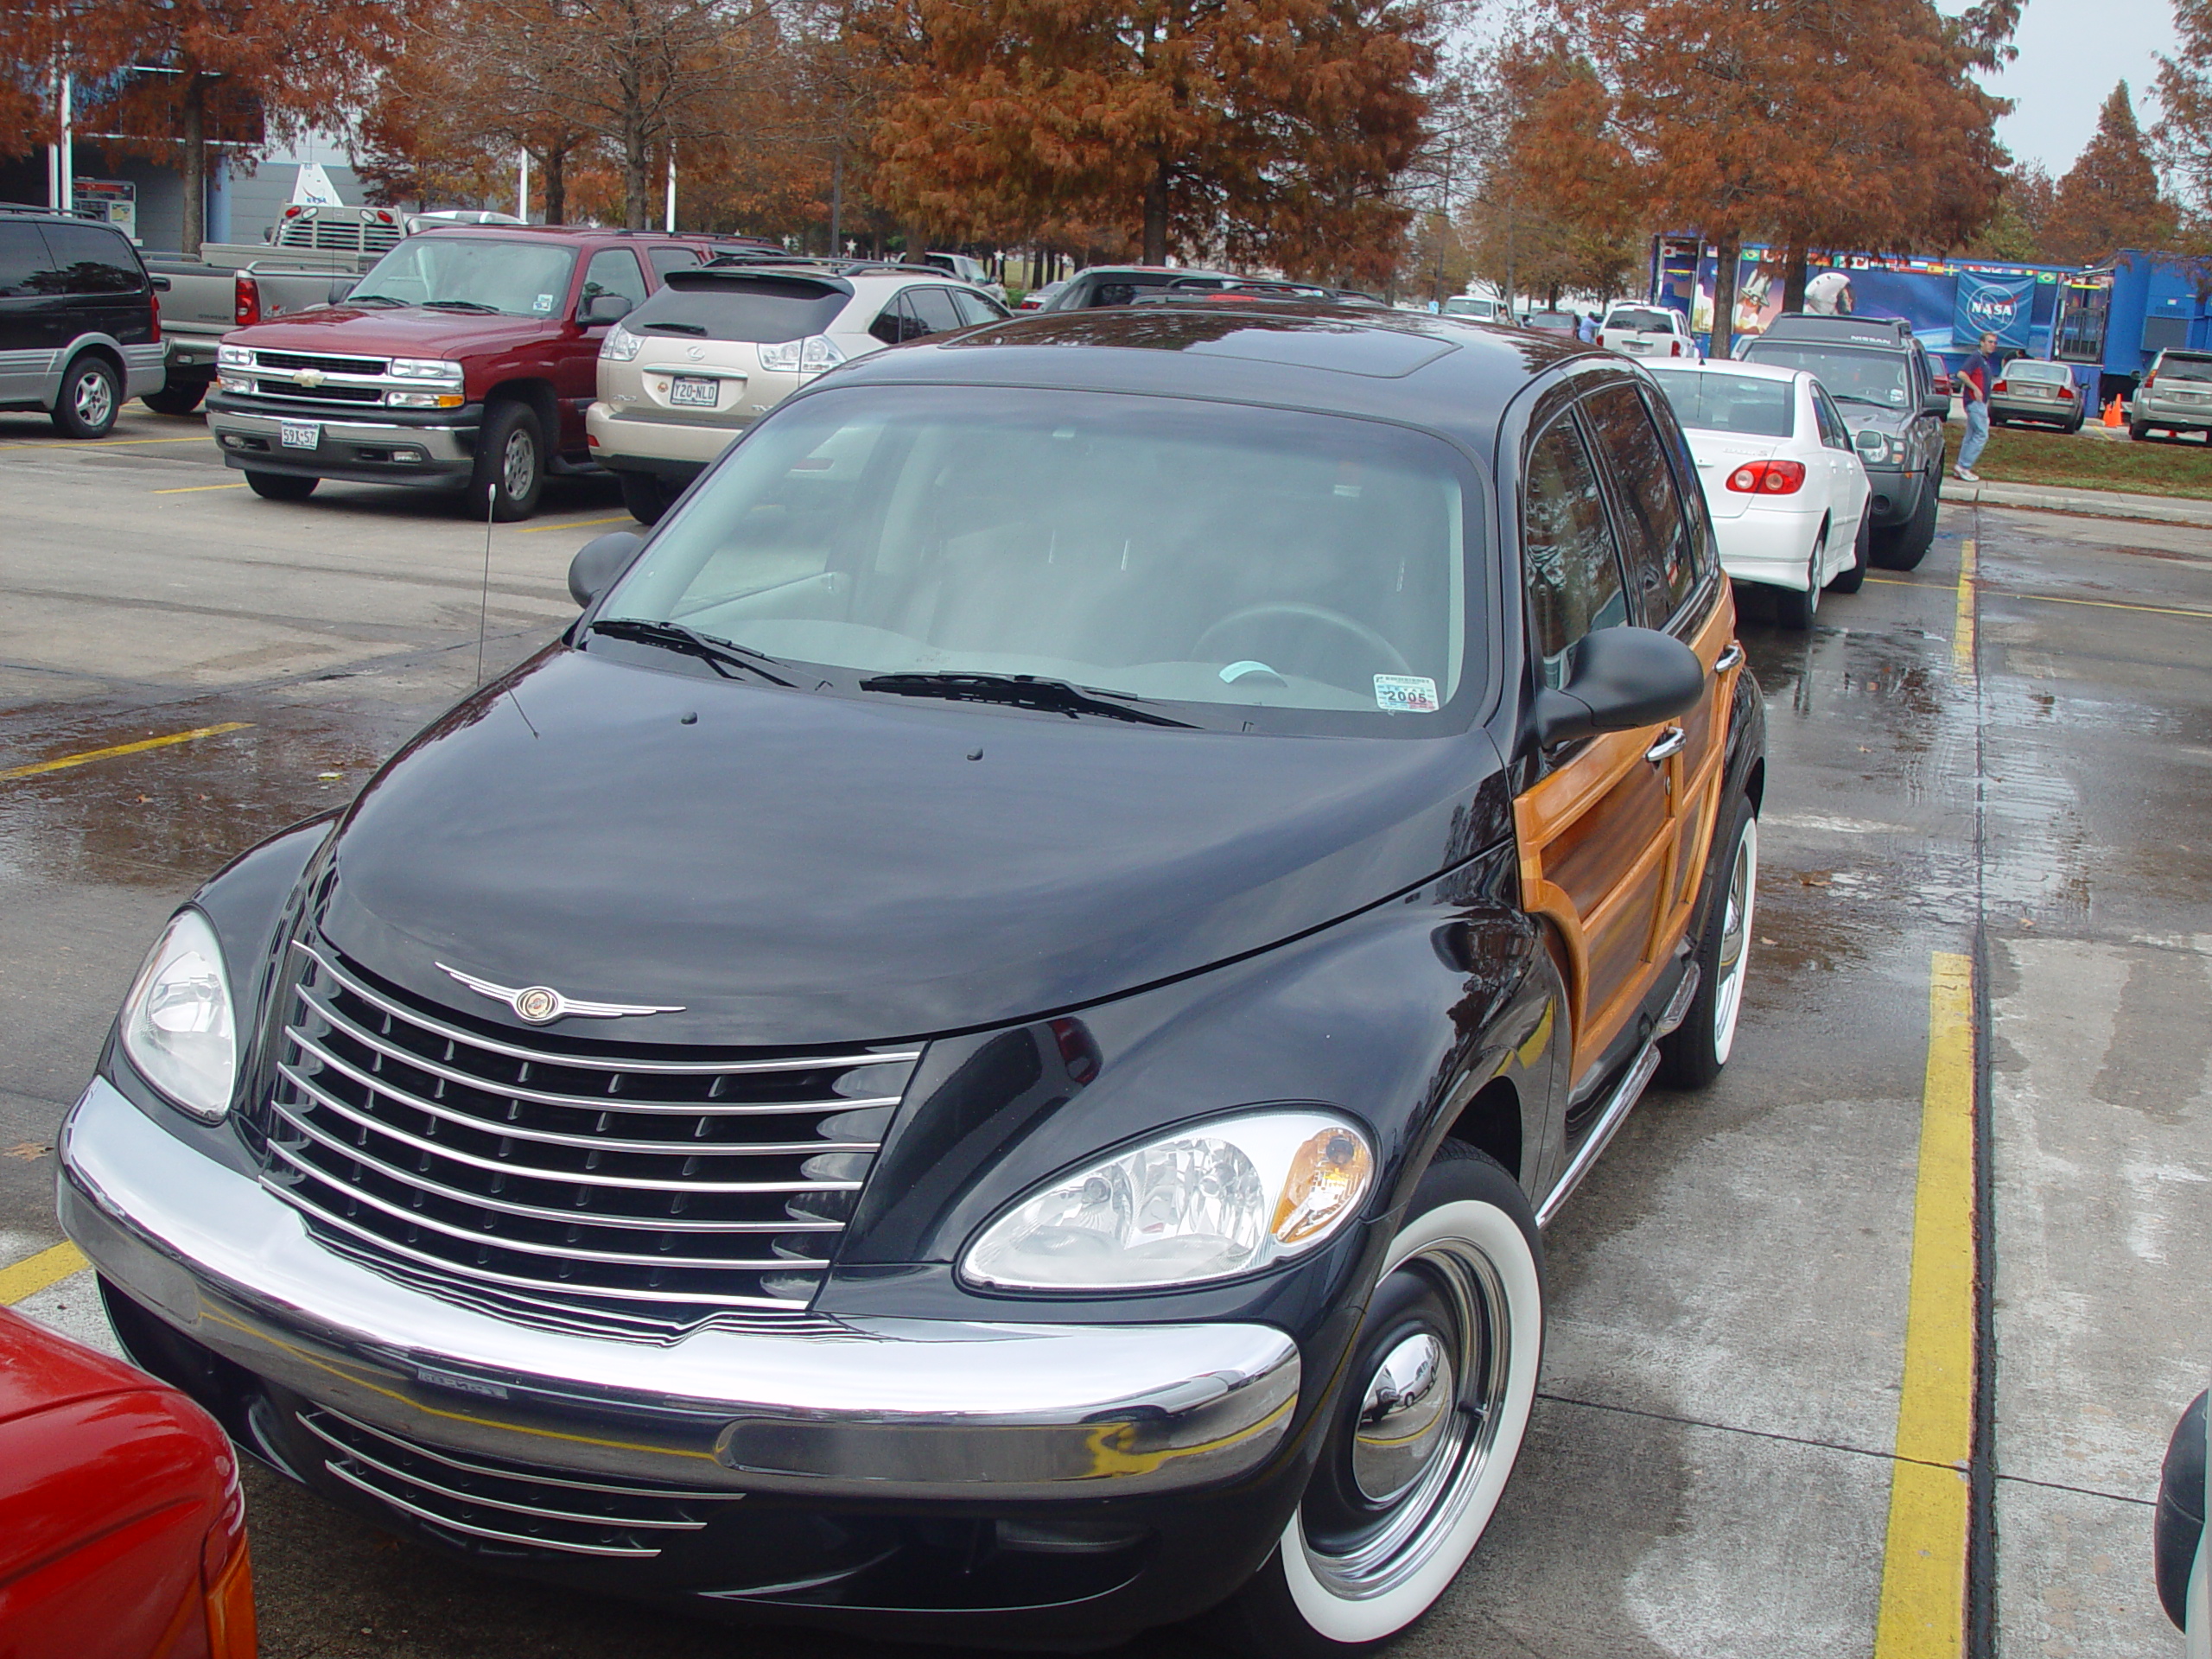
206, 225, 763, 519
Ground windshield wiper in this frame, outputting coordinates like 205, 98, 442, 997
1831, 392, 1897, 408
345, 293, 408, 308
588, 619, 792, 685
857, 672, 1194, 727
421, 299, 504, 314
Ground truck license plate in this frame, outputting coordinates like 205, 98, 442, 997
669, 376, 718, 408
279, 421, 321, 450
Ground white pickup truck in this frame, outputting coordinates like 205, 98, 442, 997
1599, 303, 1699, 361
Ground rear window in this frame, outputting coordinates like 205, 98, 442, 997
1605, 308, 1675, 333
1646, 368, 1796, 437
632, 275, 850, 342
2003, 360, 2069, 383
2157, 354, 2212, 382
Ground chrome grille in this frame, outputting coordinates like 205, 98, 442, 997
252, 379, 385, 404
298, 1405, 741, 1558
250, 349, 389, 375
264, 941, 916, 1317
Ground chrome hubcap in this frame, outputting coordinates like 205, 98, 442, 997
1352, 1332, 1454, 1503
1712, 818, 1757, 1058
502, 429, 535, 499
1305, 1239, 1514, 1600
75, 371, 112, 426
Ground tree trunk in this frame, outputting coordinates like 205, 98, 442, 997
180, 71, 207, 261
1141, 162, 1169, 265
544, 146, 567, 226
1782, 243, 1808, 313
1710, 232, 1740, 357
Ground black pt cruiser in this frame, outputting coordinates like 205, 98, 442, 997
60, 301, 1764, 1653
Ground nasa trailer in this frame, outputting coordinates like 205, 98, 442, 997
2052, 249, 2212, 404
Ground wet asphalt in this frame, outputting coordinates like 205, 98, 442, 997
2, 405, 2207, 1658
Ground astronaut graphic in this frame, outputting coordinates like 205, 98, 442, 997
1804, 270, 1854, 315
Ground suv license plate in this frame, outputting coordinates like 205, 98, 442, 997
669, 376, 718, 408
279, 421, 320, 450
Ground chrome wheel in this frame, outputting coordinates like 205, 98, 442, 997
74, 367, 114, 429
1710, 816, 1757, 1064
501, 428, 537, 501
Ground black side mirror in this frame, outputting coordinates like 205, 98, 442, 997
1533, 625, 1707, 747
581, 292, 632, 325
569, 530, 644, 608
1924, 391, 1951, 416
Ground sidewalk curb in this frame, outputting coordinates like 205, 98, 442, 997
1953, 480, 2212, 529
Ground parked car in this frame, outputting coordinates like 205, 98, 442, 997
206, 224, 748, 518
1987, 357, 2085, 432
1922, 346, 1953, 402
1015, 277, 1066, 311
588, 259, 1008, 522
2158, 1389, 2209, 1655
0, 203, 165, 438
2130, 347, 2212, 442
1737, 313, 1947, 571
1440, 294, 1511, 323
62, 300, 1763, 1657
916, 250, 1007, 306
0, 1306, 255, 1658
1521, 308, 1580, 336
1647, 359, 1872, 628
1036, 264, 1242, 309
1598, 303, 1698, 360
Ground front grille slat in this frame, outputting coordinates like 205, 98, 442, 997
262, 939, 916, 1332
252, 350, 389, 374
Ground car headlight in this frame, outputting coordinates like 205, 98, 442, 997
385, 390, 465, 408
217, 344, 252, 370
389, 357, 461, 383
601, 323, 643, 362
757, 334, 845, 373
118, 909, 238, 1122
962, 1110, 1375, 1291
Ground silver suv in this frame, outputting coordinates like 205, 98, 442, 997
588, 260, 1007, 521
2131, 349, 2212, 442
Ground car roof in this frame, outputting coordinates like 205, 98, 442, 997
1649, 359, 1806, 385
798, 300, 1599, 450
1756, 314, 1916, 349
410, 225, 766, 249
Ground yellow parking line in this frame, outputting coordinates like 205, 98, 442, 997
1868, 575, 2212, 621
0, 1242, 89, 1306
517, 514, 633, 534
153, 480, 247, 494
1872, 951, 1978, 1659
1952, 539, 1976, 674
0, 721, 251, 782
6, 435, 216, 450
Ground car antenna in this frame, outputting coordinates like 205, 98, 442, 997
475, 480, 494, 684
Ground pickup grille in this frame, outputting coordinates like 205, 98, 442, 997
261, 940, 917, 1323
252, 380, 385, 404
251, 350, 389, 375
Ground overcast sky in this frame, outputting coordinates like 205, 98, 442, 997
1971, 0, 2181, 176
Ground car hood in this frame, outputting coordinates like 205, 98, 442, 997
232, 306, 551, 355
313, 647, 1508, 1046
1828, 401, 1910, 436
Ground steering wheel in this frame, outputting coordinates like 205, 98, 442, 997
1194, 602, 1414, 680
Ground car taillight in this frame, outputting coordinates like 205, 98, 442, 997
2057, 385, 2075, 400
1669, 339, 1682, 356
2143, 372, 2158, 390
234, 273, 260, 327
1726, 459, 1807, 494
1993, 380, 2008, 394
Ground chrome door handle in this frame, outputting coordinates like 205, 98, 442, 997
1645, 728, 1687, 764
1713, 642, 1745, 673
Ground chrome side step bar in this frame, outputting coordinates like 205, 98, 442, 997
1535, 964, 1700, 1229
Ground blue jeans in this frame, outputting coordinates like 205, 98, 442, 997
1960, 401, 1990, 470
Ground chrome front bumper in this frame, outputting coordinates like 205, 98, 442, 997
59, 1078, 1300, 1501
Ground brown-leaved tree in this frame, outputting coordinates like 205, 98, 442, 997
2050, 81, 2177, 261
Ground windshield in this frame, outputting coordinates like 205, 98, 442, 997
1442, 297, 1497, 318
1647, 368, 1796, 437
2157, 354, 2212, 382
1605, 308, 1675, 333
353, 238, 577, 317
596, 386, 1478, 732
1741, 342, 1910, 409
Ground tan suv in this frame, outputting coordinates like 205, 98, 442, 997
588, 260, 1007, 521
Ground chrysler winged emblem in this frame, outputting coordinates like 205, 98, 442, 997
436, 963, 683, 1024
294, 368, 326, 388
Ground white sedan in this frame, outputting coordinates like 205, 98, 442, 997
1645, 359, 1872, 630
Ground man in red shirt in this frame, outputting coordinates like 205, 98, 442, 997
1956, 330, 1998, 482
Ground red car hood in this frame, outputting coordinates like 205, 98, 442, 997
231, 304, 554, 356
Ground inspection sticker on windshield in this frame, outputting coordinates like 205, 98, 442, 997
1374, 674, 1440, 714
532, 293, 555, 313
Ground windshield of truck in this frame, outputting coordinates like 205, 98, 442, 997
1605, 308, 1675, 333
594, 385, 1478, 733
1646, 368, 1796, 437
2155, 354, 2212, 382
351, 238, 577, 317
1740, 342, 1909, 409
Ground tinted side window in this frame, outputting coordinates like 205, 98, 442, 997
40, 224, 142, 295
868, 294, 914, 346
1090, 282, 1136, 308
950, 288, 1003, 327
905, 287, 964, 336
1523, 414, 1630, 690
1583, 383, 1698, 624
1812, 386, 1852, 450
0, 223, 54, 296
581, 249, 648, 314
647, 246, 701, 278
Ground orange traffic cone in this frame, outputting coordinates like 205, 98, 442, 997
2103, 396, 2125, 427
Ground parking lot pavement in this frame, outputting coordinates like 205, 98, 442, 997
2, 422, 2208, 1658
